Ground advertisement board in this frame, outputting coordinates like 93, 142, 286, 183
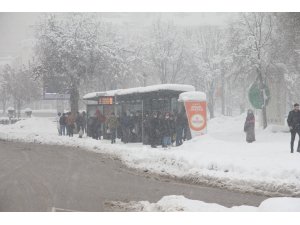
184, 101, 207, 137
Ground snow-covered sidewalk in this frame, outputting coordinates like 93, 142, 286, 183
0, 115, 300, 196
107, 195, 300, 212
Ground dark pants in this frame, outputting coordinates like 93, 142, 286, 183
122, 127, 130, 143
176, 127, 183, 146
67, 125, 73, 137
60, 125, 66, 136
290, 130, 300, 153
149, 132, 157, 147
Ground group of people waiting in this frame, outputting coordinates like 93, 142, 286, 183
142, 111, 190, 148
65, 108, 191, 148
56, 111, 87, 137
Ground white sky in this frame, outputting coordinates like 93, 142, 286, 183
0, 12, 235, 61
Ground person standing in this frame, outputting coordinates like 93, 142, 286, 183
59, 113, 67, 136
66, 112, 75, 137
149, 112, 159, 148
107, 112, 119, 144
161, 112, 172, 148
142, 113, 151, 145
82, 111, 87, 134
56, 112, 61, 135
287, 103, 300, 153
120, 112, 130, 143
175, 112, 184, 146
169, 114, 176, 145
244, 109, 256, 143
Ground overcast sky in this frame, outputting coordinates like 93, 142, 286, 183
0, 12, 235, 63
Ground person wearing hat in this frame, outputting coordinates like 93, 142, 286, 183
287, 103, 300, 153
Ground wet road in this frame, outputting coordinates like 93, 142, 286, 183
0, 140, 267, 211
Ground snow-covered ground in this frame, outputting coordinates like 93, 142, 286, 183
107, 195, 300, 212
0, 114, 300, 197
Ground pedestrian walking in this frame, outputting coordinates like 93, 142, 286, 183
287, 103, 300, 153
244, 109, 256, 143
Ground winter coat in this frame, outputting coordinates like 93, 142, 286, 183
76, 114, 84, 127
161, 118, 172, 136
169, 118, 176, 134
66, 114, 75, 127
107, 115, 119, 130
59, 115, 66, 126
149, 117, 159, 137
175, 113, 185, 129
143, 116, 151, 134
244, 113, 255, 143
128, 116, 135, 130
287, 110, 300, 131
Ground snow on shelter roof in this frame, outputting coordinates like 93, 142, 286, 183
83, 90, 120, 100
179, 91, 206, 102
83, 84, 195, 100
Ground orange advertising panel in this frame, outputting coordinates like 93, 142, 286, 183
184, 101, 207, 137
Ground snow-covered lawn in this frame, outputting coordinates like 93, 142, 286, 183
0, 115, 300, 197
108, 195, 300, 212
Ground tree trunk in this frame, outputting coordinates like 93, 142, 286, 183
208, 101, 215, 119
69, 80, 79, 115
2, 100, 6, 116
208, 90, 215, 119
256, 68, 268, 129
221, 70, 226, 115
17, 99, 21, 119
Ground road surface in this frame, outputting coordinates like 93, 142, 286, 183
0, 140, 267, 211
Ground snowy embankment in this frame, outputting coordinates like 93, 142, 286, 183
107, 195, 300, 212
0, 115, 300, 196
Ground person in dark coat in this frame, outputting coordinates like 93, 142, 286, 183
142, 113, 151, 145
175, 112, 184, 146
182, 112, 191, 141
287, 103, 300, 153
120, 112, 130, 143
59, 113, 67, 136
149, 112, 159, 148
76, 111, 84, 133
244, 109, 255, 143
128, 113, 136, 142
161, 112, 172, 148
169, 114, 176, 145
157, 112, 164, 145
82, 111, 87, 134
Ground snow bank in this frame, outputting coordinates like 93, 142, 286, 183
110, 195, 300, 212
0, 114, 299, 197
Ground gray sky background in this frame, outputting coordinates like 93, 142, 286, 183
0, 12, 235, 62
